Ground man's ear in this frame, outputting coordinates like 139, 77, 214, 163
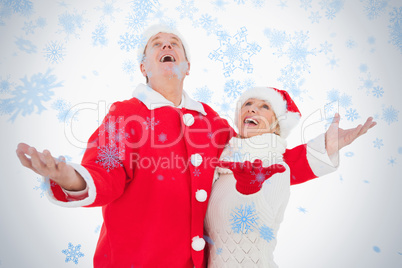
186, 61, 191, 75
140, 62, 147, 77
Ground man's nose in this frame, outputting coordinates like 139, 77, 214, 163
162, 42, 172, 50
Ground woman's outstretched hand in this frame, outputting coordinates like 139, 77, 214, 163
16, 142, 86, 191
325, 113, 376, 156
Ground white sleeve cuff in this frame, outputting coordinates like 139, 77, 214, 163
44, 162, 97, 207
306, 133, 339, 177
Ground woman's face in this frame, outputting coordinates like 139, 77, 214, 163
238, 98, 278, 138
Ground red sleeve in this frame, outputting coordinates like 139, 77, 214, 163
283, 144, 317, 185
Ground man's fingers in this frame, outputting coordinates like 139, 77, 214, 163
28, 147, 48, 176
16, 146, 34, 170
43, 150, 57, 170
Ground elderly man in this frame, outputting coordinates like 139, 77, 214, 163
16, 24, 375, 267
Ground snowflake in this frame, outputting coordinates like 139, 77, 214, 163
345, 151, 354, 157
388, 7, 402, 53
319, 41, 332, 55
130, 0, 159, 17
1, 70, 63, 122
224, 79, 243, 99
359, 72, 379, 93
339, 93, 352, 108
363, 0, 388, 20
278, 0, 288, 8
259, 224, 275, 243
345, 108, 359, 121
0, 76, 12, 94
216, 248, 223, 255
96, 145, 123, 172
381, 105, 399, 125
211, 0, 228, 10
94, 225, 101, 233
230, 202, 259, 233
36, 17, 46, 28
264, 28, 288, 49
176, 0, 198, 20
300, 0, 312, 11
373, 138, 383, 149
327, 88, 340, 102
309, 11, 322, 23
367, 36, 376, 44
277, 65, 306, 99
92, 24, 108, 47
372, 86, 384, 98
122, 60, 136, 75
234, 0, 246, 4
320, 0, 344, 20
33, 177, 51, 198
2, 0, 34, 17
327, 56, 339, 69
345, 39, 356, 48
209, 27, 261, 77
359, 63, 368, 72
95, 0, 121, 21
157, 174, 164, 180
58, 10, 86, 39
251, 0, 265, 8
15, 37, 37, 54
193, 168, 201, 177
126, 11, 148, 33
51, 99, 77, 124
62, 243, 85, 265
118, 32, 145, 52
193, 14, 222, 36
22, 20, 36, 35
388, 156, 396, 166
43, 41, 65, 64
297, 206, 307, 213
250, 166, 273, 187
143, 117, 159, 130
193, 86, 213, 103
158, 132, 167, 143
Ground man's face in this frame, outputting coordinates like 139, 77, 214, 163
238, 98, 278, 138
140, 32, 190, 82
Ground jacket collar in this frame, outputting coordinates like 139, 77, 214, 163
132, 83, 207, 115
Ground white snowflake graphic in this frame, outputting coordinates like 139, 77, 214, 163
230, 202, 259, 233
143, 117, 159, 130
158, 132, 168, 143
62, 243, 85, 265
96, 145, 123, 172
209, 27, 261, 77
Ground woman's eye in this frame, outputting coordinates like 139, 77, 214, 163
244, 102, 252, 106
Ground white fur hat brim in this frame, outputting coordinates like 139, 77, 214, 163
137, 24, 190, 63
235, 87, 301, 139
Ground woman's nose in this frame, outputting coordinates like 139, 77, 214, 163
248, 105, 257, 113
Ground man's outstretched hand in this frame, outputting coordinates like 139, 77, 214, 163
325, 113, 376, 156
16, 143, 86, 191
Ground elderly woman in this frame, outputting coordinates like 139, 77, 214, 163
205, 87, 375, 267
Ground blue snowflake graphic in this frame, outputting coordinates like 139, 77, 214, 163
1, 0, 33, 17
346, 39, 357, 48
22, 20, 36, 35
388, 7, 402, 53
158, 132, 167, 143
359, 63, 369, 73
372, 86, 384, 98
209, 27, 261, 77
297, 206, 307, 213
143, 117, 159, 130
309, 11, 322, 23
95, 0, 121, 21
58, 10, 86, 39
363, 0, 388, 20
300, 0, 312, 11
51, 99, 77, 124
33, 177, 53, 197
320, 0, 344, 20
193, 168, 201, 177
259, 224, 275, 243
0, 70, 63, 122
193, 86, 213, 103
224, 79, 242, 99
264, 28, 288, 49
345, 108, 359, 121
43, 41, 65, 64
92, 24, 108, 47
126, 0, 159, 33
359, 72, 378, 94
230, 202, 259, 233
62, 243, 85, 265
122, 59, 136, 76
345, 151, 354, 157
250, 166, 273, 187
327, 56, 339, 69
327, 88, 340, 103
126, 11, 148, 33
211, 0, 228, 11
216, 247, 223, 255
381, 105, 399, 125
36, 17, 46, 28
0, 76, 12, 94
193, 13, 222, 36
118, 32, 146, 52
367, 36, 376, 44
320, 41, 333, 54
373, 138, 383, 149
176, 0, 198, 20
15, 37, 37, 54
96, 145, 123, 172
373, 245, 381, 253
388, 156, 396, 166
339, 93, 352, 108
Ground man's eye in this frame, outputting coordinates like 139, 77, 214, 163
263, 104, 269, 109
153, 43, 160, 47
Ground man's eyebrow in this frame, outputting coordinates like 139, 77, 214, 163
149, 35, 181, 43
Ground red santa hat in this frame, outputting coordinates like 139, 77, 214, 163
235, 87, 301, 138
138, 24, 191, 63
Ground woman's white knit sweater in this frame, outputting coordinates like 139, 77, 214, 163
205, 133, 290, 268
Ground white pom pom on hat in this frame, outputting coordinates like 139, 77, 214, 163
234, 87, 301, 139
137, 24, 191, 63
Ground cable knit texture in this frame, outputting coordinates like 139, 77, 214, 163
205, 133, 290, 267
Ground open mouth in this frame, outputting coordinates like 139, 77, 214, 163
160, 54, 176, 63
244, 117, 258, 126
